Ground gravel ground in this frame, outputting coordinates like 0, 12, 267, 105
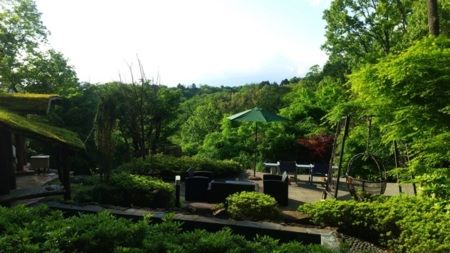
337, 233, 389, 253
281, 211, 389, 253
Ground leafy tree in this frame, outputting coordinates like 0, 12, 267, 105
179, 102, 223, 155
0, 0, 47, 91
146, 85, 183, 154
348, 36, 450, 197
20, 49, 78, 95
322, 0, 414, 68
105, 81, 182, 160
94, 87, 118, 182
0, 0, 77, 93
198, 117, 253, 164
406, 0, 450, 42
48, 82, 101, 174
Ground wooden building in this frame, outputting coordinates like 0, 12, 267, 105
0, 93, 85, 203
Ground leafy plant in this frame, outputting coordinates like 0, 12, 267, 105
226, 191, 280, 221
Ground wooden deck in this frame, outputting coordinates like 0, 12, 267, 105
0, 185, 65, 204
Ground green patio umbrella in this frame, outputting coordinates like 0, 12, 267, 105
227, 107, 288, 177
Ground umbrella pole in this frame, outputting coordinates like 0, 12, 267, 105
254, 122, 257, 177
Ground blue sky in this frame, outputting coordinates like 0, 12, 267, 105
35, 0, 331, 86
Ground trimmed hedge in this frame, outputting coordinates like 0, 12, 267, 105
0, 205, 336, 252
117, 154, 241, 180
297, 195, 450, 252
76, 173, 174, 208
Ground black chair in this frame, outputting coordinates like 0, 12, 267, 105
263, 172, 289, 206
263, 174, 288, 183
185, 176, 210, 202
309, 163, 329, 184
278, 161, 297, 183
186, 167, 194, 178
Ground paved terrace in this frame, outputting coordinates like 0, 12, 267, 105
10, 169, 415, 250
184, 169, 417, 212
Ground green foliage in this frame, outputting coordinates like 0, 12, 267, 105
117, 154, 241, 180
414, 168, 450, 203
406, 0, 450, 42
349, 35, 450, 194
298, 195, 450, 251
226, 191, 280, 221
48, 83, 102, 174
0, 0, 78, 93
322, 0, 414, 68
0, 0, 48, 91
21, 49, 79, 95
105, 81, 183, 159
174, 82, 298, 167
179, 101, 224, 155
0, 205, 337, 252
95, 87, 118, 182
76, 173, 175, 208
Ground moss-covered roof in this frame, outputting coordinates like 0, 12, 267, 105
0, 108, 84, 150
0, 93, 61, 114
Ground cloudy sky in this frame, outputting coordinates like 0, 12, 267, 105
35, 0, 331, 86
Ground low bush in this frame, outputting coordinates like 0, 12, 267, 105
297, 195, 450, 252
76, 173, 174, 208
117, 154, 241, 180
226, 191, 281, 221
0, 205, 337, 252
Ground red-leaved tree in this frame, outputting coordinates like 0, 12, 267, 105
297, 132, 334, 163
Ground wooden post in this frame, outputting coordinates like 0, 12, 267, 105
15, 134, 25, 172
60, 148, 72, 200
0, 129, 12, 194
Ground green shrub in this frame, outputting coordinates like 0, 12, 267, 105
76, 173, 175, 208
117, 154, 241, 180
226, 191, 280, 221
0, 205, 337, 252
297, 195, 450, 251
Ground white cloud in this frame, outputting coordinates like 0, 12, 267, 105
36, 0, 329, 86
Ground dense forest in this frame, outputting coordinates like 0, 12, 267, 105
1, 0, 449, 201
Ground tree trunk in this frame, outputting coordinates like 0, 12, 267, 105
427, 0, 440, 36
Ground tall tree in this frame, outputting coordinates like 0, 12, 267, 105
0, 0, 77, 93
0, 0, 48, 91
322, 0, 413, 69
20, 50, 79, 95
94, 89, 117, 182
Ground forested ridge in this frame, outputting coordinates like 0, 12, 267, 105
1, 0, 449, 201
